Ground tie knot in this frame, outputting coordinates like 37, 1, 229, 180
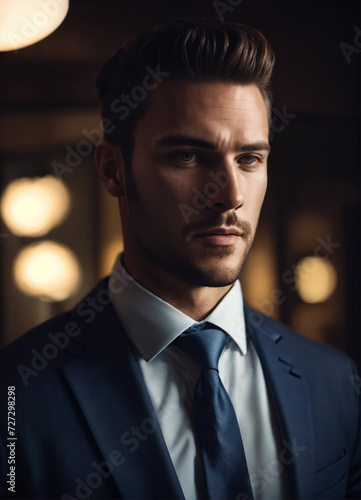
173, 322, 227, 371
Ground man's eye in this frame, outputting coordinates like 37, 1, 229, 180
173, 152, 198, 162
239, 155, 259, 166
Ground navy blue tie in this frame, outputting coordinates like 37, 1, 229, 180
174, 322, 254, 500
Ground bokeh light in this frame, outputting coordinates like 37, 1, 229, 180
13, 241, 81, 302
0, 0, 69, 52
0, 176, 71, 237
296, 256, 337, 304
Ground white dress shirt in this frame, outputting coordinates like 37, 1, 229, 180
109, 255, 288, 499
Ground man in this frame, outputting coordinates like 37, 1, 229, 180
0, 19, 359, 500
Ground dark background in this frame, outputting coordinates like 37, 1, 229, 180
0, 0, 359, 366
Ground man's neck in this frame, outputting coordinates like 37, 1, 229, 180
122, 252, 233, 321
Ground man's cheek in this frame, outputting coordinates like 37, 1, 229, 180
248, 180, 267, 208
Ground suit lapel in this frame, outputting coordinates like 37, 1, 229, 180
244, 303, 315, 500
61, 280, 184, 499
59, 280, 316, 499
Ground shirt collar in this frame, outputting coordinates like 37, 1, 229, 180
109, 254, 247, 362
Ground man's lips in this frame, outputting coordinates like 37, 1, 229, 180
192, 227, 245, 246
193, 227, 244, 237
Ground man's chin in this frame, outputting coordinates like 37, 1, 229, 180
177, 254, 246, 288
191, 267, 243, 288
183, 243, 253, 287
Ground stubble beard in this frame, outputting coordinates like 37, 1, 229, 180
125, 165, 255, 288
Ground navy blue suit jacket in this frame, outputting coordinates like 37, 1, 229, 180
0, 278, 360, 499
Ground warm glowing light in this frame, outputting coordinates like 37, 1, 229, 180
0, 0, 69, 52
101, 237, 124, 277
13, 241, 81, 301
0, 176, 71, 237
296, 256, 337, 304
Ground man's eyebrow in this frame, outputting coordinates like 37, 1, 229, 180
154, 134, 218, 151
154, 134, 271, 153
241, 142, 271, 153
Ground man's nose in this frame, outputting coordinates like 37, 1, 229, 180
207, 162, 244, 212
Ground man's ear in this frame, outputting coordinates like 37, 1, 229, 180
95, 140, 126, 197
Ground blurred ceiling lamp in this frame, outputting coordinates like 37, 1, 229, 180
0, 0, 69, 52
0, 175, 71, 237
13, 241, 81, 302
295, 256, 337, 304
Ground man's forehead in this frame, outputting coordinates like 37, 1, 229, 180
130, 81, 269, 154
142, 79, 268, 132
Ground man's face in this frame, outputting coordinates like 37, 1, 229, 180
121, 79, 270, 287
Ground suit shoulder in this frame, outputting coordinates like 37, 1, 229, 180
0, 277, 111, 364
0, 310, 81, 369
247, 305, 357, 373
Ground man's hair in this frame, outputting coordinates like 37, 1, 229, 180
97, 19, 275, 159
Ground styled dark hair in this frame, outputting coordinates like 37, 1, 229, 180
97, 19, 275, 158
